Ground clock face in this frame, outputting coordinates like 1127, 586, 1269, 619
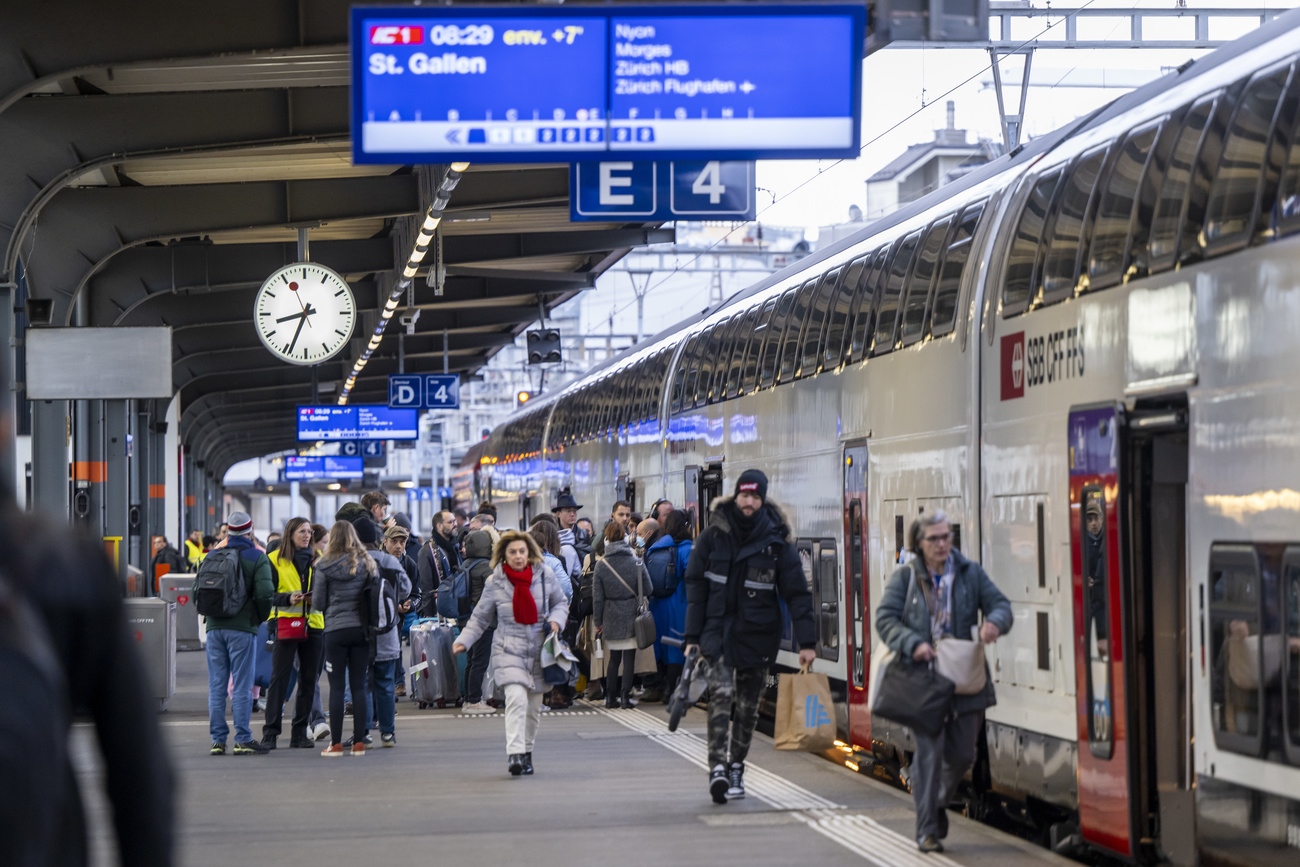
254, 262, 356, 365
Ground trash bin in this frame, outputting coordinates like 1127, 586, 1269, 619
124, 598, 176, 712
158, 573, 201, 650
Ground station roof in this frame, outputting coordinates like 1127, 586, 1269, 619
0, 0, 679, 477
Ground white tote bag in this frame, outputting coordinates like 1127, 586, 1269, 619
935, 626, 988, 695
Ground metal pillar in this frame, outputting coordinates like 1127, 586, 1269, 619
0, 282, 14, 499
104, 400, 130, 592
30, 399, 68, 516
989, 47, 1034, 151
78, 400, 108, 537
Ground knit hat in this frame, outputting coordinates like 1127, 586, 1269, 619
226, 511, 253, 535
352, 516, 380, 545
735, 469, 768, 502
392, 512, 414, 533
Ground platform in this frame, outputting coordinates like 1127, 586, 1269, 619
73, 651, 1073, 867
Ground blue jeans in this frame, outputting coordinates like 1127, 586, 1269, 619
207, 629, 256, 744
372, 659, 397, 734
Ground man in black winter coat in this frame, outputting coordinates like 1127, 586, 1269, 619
683, 469, 816, 805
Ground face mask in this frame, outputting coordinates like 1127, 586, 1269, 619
634, 536, 646, 549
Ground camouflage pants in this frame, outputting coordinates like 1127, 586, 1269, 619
703, 657, 768, 769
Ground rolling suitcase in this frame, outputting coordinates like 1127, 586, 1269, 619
409, 618, 461, 709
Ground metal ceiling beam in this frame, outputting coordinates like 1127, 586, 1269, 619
439, 228, 676, 265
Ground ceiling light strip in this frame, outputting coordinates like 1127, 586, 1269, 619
338, 162, 469, 405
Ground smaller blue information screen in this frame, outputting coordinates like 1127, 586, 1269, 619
284, 456, 366, 480
297, 405, 419, 441
351, 4, 864, 163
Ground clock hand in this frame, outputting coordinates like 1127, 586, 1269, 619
301, 303, 317, 328
276, 311, 306, 324
286, 314, 308, 356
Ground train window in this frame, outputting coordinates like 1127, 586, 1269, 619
1205, 64, 1295, 254
1209, 544, 1266, 757
726, 306, 760, 399
778, 279, 819, 383
800, 268, 841, 376
710, 315, 745, 403
931, 201, 984, 336
873, 229, 922, 354
900, 216, 951, 345
1080, 486, 1114, 759
759, 289, 796, 389
678, 332, 706, 412
742, 298, 776, 394
1089, 126, 1158, 291
691, 323, 719, 409
848, 246, 888, 362
1181, 87, 1243, 268
1002, 171, 1060, 317
824, 255, 868, 369
1149, 97, 1216, 271
1043, 147, 1107, 303
1281, 94, 1300, 233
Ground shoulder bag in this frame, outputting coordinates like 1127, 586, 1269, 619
600, 559, 656, 650
274, 560, 309, 642
912, 561, 988, 695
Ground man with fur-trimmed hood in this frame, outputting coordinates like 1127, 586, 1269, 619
683, 469, 816, 805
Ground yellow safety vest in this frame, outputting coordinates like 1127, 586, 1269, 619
184, 539, 205, 569
268, 549, 323, 631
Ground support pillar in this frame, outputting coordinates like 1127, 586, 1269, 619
31, 399, 68, 516
76, 399, 107, 537
0, 281, 14, 499
104, 400, 130, 593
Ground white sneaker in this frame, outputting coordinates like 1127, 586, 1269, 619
462, 701, 496, 715
310, 722, 330, 741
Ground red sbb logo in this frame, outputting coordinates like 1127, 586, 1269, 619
177, 595, 189, 607
1001, 332, 1025, 401
370, 25, 424, 45
133, 631, 143, 643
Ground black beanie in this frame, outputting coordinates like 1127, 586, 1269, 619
735, 469, 768, 502
352, 516, 381, 546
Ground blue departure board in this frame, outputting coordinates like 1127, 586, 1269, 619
351, 4, 863, 163
297, 405, 419, 441
284, 456, 365, 480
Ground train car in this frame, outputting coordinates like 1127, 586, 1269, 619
482, 10, 1300, 864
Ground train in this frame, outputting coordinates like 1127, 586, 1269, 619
469, 9, 1300, 865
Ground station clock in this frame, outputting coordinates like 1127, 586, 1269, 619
254, 262, 356, 365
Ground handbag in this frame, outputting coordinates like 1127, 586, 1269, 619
275, 609, 308, 642
600, 559, 657, 650
935, 626, 988, 695
869, 642, 954, 736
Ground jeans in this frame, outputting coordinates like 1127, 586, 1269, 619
503, 684, 542, 755
207, 629, 257, 744
263, 631, 322, 740
466, 625, 495, 703
372, 659, 398, 734
325, 627, 370, 746
910, 710, 983, 841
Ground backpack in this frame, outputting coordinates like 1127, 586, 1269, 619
371, 563, 401, 636
192, 547, 247, 618
437, 558, 485, 620
572, 555, 596, 620
644, 542, 681, 599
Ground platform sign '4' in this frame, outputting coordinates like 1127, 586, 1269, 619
425, 374, 459, 410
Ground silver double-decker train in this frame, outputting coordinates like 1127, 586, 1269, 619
476, 9, 1300, 864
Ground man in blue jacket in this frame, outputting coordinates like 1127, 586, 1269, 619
684, 469, 816, 804
875, 509, 1012, 853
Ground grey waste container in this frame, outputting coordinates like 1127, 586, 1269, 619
124, 598, 176, 712
158, 573, 201, 650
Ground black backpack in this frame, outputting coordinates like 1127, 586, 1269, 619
192, 548, 247, 618
364, 560, 402, 637
573, 555, 596, 620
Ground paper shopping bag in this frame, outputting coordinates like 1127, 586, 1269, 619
773, 666, 836, 752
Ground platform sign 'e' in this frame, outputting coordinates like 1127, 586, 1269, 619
389, 374, 423, 408
571, 160, 753, 221
425, 374, 460, 409
351, 4, 864, 164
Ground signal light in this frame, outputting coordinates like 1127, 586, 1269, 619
516, 390, 535, 407
526, 328, 562, 364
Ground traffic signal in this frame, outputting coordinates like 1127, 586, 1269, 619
516, 390, 535, 408
526, 328, 561, 364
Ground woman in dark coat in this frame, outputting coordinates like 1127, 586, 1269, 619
593, 522, 651, 709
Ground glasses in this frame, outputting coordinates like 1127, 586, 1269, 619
922, 533, 951, 544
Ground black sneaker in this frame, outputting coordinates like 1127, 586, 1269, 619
709, 764, 729, 804
936, 808, 948, 839
727, 762, 745, 799
260, 735, 277, 750
210, 742, 226, 756
233, 740, 270, 756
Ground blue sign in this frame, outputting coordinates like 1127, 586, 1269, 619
389, 375, 423, 408
406, 486, 435, 502
426, 375, 460, 409
351, 4, 864, 163
284, 456, 366, 480
297, 405, 419, 441
339, 440, 387, 459
572, 160, 754, 221
437, 486, 454, 499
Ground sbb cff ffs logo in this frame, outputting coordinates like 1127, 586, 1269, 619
371, 25, 424, 45
1001, 326, 1085, 401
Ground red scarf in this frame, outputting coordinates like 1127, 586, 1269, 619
503, 562, 538, 625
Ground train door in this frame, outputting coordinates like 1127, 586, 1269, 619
519, 494, 533, 530
682, 466, 701, 530
615, 474, 636, 513
690, 463, 724, 533
843, 443, 870, 747
1068, 402, 1191, 865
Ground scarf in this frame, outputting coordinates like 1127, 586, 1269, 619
503, 562, 538, 625
292, 546, 313, 586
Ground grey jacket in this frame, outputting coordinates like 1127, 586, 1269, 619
593, 540, 648, 642
312, 554, 372, 634
457, 562, 569, 692
875, 549, 1014, 714
371, 548, 412, 662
